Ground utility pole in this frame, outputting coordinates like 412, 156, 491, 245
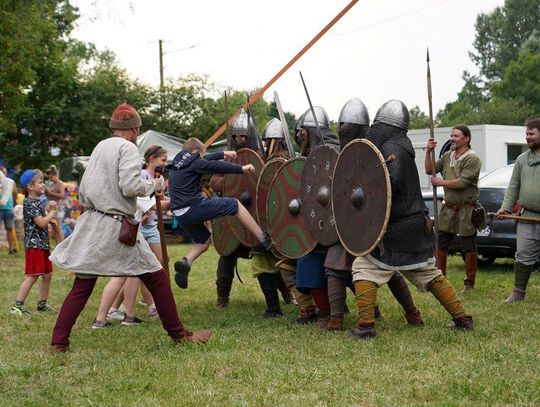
159, 39, 165, 118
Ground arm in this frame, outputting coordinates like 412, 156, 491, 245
204, 151, 225, 161
34, 202, 57, 229
424, 139, 437, 174
195, 159, 244, 175
431, 154, 479, 190
0, 172, 9, 206
118, 143, 158, 197
499, 160, 522, 213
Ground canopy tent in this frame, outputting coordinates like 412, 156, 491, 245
137, 130, 185, 162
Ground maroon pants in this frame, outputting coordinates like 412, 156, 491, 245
51, 269, 192, 347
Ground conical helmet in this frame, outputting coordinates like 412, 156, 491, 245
262, 118, 284, 140
338, 98, 369, 125
229, 108, 255, 136
301, 106, 329, 129
373, 100, 409, 131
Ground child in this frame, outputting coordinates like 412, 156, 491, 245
10, 169, 57, 316
169, 137, 272, 289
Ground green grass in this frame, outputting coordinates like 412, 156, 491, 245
1, 245, 539, 406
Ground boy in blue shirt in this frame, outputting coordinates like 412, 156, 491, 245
169, 137, 271, 288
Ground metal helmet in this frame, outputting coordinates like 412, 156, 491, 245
262, 118, 284, 140
301, 106, 329, 129
229, 108, 254, 136
294, 112, 306, 132
373, 100, 409, 131
338, 98, 369, 125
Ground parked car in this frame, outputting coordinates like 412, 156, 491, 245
423, 164, 517, 266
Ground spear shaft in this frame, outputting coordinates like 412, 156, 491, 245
427, 49, 439, 247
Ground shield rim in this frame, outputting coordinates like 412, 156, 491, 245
267, 156, 317, 259
256, 157, 287, 229
331, 138, 392, 257
211, 217, 240, 256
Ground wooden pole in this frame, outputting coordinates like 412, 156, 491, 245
204, 0, 359, 147
154, 168, 169, 272
426, 48, 439, 249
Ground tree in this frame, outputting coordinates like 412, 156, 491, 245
409, 106, 430, 129
470, 0, 540, 82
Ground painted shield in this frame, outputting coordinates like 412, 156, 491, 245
332, 139, 391, 256
211, 216, 240, 257
301, 144, 340, 246
267, 157, 317, 258
256, 157, 287, 232
223, 148, 265, 247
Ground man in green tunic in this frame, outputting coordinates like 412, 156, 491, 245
425, 125, 483, 292
497, 118, 540, 302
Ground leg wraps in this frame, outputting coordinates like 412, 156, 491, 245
464, 252, 477, 287
216, 255, 236, 299
387, 272, 418, 314
514, 261, 533, 291
326, 272, 347, 318
427, 275, 467, 320
257, 273, 280, 312
354, 280, 378, 325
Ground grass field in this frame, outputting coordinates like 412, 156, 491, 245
1, 244, 539, 406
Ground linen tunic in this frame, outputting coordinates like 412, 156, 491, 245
435, 150, 481, 236
50, 137, 162, 276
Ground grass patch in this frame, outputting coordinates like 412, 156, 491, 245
1, 246, 539, 406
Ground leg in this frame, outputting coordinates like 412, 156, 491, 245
427, 275, 473, 330
216, 254, 236, 308
138, 269, 211, 344
95, 277, 127, 323
15, 276, 39, 303
437, 231, 455, 276
51, 276, 97, 350
387, 272, 423, 326
279, 266, 317, 324
6, 226, 15, 252
38, 272, 53, 302
256, 273, 283, 318
325, 269, 348, 331
122, 277, 140, 319
461, 235, 477, 292
148, 242, 163, 266
503, 262, 533, 302
235, 200, 264, 242
274, 272, 293, 304
174, 237, 211, 289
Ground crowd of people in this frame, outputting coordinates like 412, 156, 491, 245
2, 102, 539, 352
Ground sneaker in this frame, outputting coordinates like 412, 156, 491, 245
91, 320, 112, 329
121, 316, 144, 326
37, 302, 56, 312
8, 248, 17, 255
138, 298, 147, 306
10, 304, 31, 317
106, 309, 125, 321
147, 306, 158, 318
174, 258, 191, 289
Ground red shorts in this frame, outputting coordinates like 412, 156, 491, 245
25, 248, 53, 276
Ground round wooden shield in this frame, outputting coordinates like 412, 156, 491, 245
267, 157, 317, 259
332, 139, 391, 256
301, 145, 340, 246
223, 148, 265, 247
211, 216, 240, 257
256, 157, 287, 232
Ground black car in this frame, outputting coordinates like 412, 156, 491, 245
423, 165, 517, 266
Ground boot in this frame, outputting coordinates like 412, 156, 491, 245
503, 261, 534, 303
349, 323, 377, 340
311, 287, 331, 328
463, 252, 477, 292
387, 272, 423, 325
216, 296, 229, 309
323, 316, 344, 331
274, 273, 293, 304
327, 273, 348, 321
451, 315, 474, 331
437, 249, 448, 276
503, 288, 526, 303
174, 330, 212, 344
428, 275, 471, 329
374, 305, 383, 321
350, 280, 378, 339
257, 273, 283, 318
295, 307, 318, 324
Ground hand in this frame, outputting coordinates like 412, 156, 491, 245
242, 164, 255, 174
430, 176, 443, 187
496, 208, 510, 219
48, 201, 58, 211
154, 178, 163, 193
426, 139, 437, 152
224, 151, 237, 160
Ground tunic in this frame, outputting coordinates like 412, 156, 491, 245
50, 137, 162, 276
435, 150, 482, 236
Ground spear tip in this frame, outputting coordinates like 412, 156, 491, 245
426, 47, 430, 63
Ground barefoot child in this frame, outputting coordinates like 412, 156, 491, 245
169, 137, 271, 289
10, 169, 57, 316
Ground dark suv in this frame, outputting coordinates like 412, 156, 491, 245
423, 165, 517, 266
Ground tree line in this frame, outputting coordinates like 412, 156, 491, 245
1, 1, 538, 168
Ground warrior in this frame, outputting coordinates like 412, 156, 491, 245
323, 98, 423, 331
210, 110, 291, 314
350, 100, 473, 340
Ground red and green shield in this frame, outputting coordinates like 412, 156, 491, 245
223, 148, 264, 247
211, 216, 240, 257
267, 157, 317, 258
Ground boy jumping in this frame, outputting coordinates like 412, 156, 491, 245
169, 137, 271, 289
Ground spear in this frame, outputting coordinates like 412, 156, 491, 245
427, 48, 439, 247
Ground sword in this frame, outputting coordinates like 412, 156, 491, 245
299, 71, 325, 146
273, 91, 296, 159
246, 94, 267, 161
427, 48, 439, 246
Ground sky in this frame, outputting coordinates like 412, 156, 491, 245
71, 0, 505, 125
